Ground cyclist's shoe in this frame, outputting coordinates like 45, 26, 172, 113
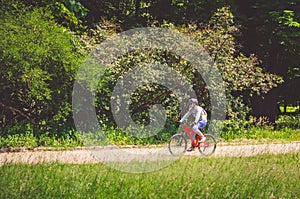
187, 146, 195, 152
199, 136, 206, 142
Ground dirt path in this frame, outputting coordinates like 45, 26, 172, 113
1, 142, 300, 165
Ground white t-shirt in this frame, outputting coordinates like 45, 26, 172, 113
179, 105, 207, 123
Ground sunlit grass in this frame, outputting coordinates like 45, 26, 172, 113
0, 153, 299, 198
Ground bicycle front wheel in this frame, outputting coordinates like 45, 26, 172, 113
198, 134, 217, 156
168, 134, 187, 156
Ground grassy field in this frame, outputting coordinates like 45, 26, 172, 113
0, 153, 299, 198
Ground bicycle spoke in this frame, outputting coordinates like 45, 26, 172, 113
198, 134, 216, 156
169, 134, 187, 156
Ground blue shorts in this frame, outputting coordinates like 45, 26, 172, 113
197, 120, 207, 129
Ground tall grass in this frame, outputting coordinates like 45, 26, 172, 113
0, 153, 299, 198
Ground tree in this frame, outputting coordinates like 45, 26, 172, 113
190, 7, 283, 120
86, 7, 282, 131
77, 0, 299, 123
233, 0, 300, 122
0, 1, 86, 135
22, 0, 88, 31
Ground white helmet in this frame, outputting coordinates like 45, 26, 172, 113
188, 98, 198, 105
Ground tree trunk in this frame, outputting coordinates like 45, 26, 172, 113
135, 0, 141, 18
250, 87, 281, 124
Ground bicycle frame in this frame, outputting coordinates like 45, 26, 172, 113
168, 125, 216, 155
183, 125, 203, 148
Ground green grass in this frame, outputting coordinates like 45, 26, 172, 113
219, 127, 300, 143
1, 153, 299, 198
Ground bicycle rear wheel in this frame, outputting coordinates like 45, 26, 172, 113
168, 134, 187, 156
198, 134, 217, 156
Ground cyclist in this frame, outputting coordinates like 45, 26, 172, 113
178, 98, 207, 151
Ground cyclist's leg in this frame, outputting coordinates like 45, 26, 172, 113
191, 124, 203, 141
187, 124, 199, 151
196, 120, 207, 142
193, 123, 204, 137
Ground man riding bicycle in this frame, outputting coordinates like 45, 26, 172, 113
179, 98, 207, 151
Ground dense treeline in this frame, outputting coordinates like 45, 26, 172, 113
0, 0, 299, 146
77, 0, 300, 122
22, 0, 299, 121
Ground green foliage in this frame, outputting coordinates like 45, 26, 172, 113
1, 153, 299, 198
0, 122, 36, 147
79, 0, 231, 29
0, 132, 37, 148
1, 0, 296, 147
79, 0, 139, 27
220, 125, 300, 142
38, 130, 82, 148
268, 9, 300, 47
49, 0, 88, 31
220, 116, 300, 142
276, 115, 300, 130
0, 2, 86, 136
279, 105, 299, 113
101, 125, 175, 146
80, 116, 300, 146
189, 7, 283, 119
19, 0, 88, 31
0, 131, 82, 148
69, 7, 284, 146
234, 1, 300, 116
78, 0, 299, 122
220, 117, 269, 140
90, 7, 282, 133
79, 18, 118, 49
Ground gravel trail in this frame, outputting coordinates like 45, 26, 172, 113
1, 142, 300, 165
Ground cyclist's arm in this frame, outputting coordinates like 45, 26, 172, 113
179, 110, 191, 123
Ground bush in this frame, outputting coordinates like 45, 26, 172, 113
0, 1, 86, 136
276, 115, 300, 130
38, 130, 82, 148
0, 130, 82, 148
0, 132, 38, 148
218, 116, 300, 142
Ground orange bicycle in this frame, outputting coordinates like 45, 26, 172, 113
168, 125, 217, 156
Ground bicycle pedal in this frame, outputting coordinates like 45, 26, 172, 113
186, 147, 195, 152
